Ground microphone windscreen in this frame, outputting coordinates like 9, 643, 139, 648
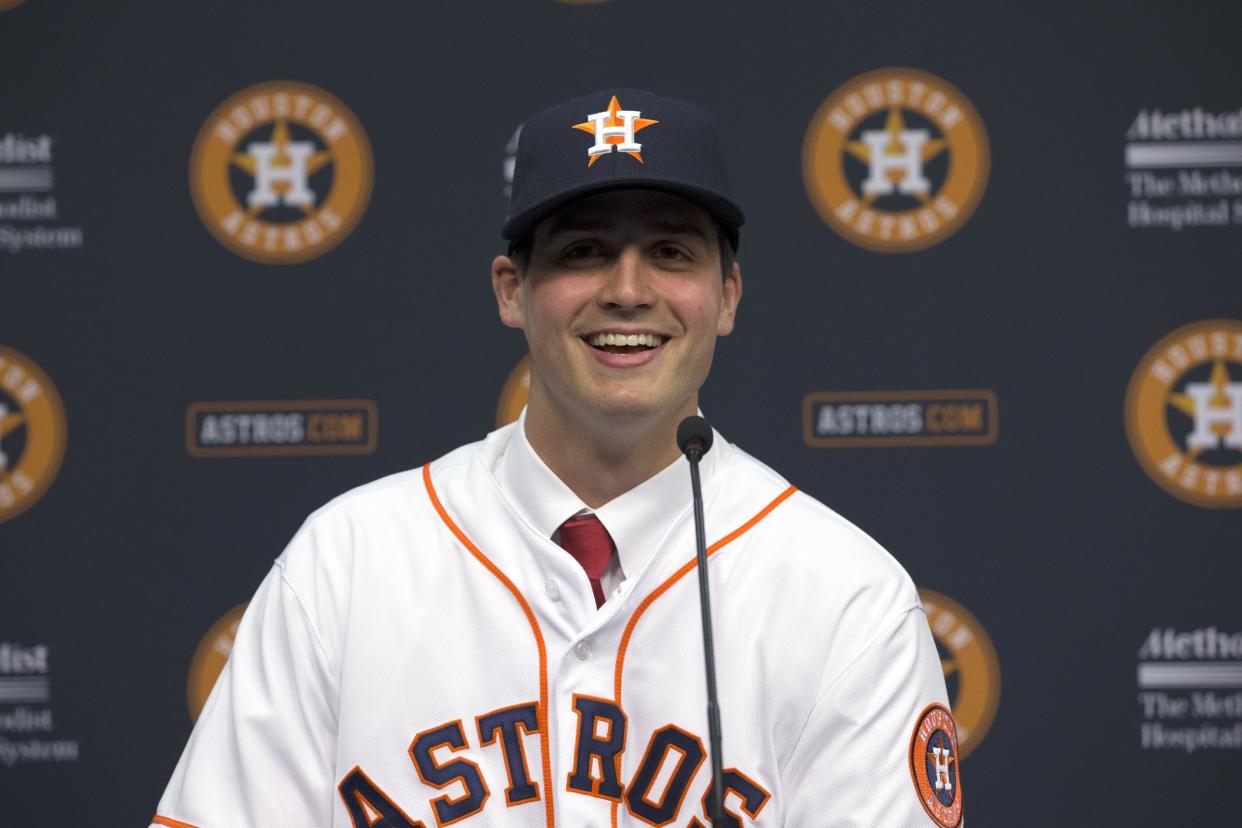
677, 415, 714, 456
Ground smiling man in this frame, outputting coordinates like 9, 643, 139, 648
149, 89, 961, 828
493, 187, 740, 509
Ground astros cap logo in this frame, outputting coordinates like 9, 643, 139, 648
1126, 319, 1242, 508
572, 95, 658, 166
189, 81, 373, 264
803, 69, 989, 252
0, 346, 67, 523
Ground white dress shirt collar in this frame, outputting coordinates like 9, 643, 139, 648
496, 408, 720, 584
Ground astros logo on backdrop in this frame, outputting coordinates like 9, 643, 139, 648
1126, 319, 1242, 508
496, 355, 531, 427
0, 346, 66, 523
0, 0, 26, 12
189, 81, 373, 264
186, 604, 247, 721
803, 69, 989, 252
917, 588, 1000, 758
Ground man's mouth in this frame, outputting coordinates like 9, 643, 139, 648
585, 332, 665, 355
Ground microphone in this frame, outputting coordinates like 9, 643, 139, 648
677, 415, 714, 462
677, 415, 725, 823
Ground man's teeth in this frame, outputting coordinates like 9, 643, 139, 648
588, 333, 664, 347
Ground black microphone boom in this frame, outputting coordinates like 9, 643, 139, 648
677, 414, 725, 823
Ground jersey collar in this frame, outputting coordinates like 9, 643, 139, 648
496, 408, 721, 582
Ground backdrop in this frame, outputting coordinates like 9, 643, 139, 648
3, 0, 1241, 824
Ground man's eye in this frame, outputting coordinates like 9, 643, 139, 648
563, 244, 602, 258
656, 245, 689, 260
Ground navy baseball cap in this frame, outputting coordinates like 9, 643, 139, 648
502, 88, 745, 251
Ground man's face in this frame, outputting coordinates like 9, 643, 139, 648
493, 189, 742, 429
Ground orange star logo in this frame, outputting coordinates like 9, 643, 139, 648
572, 95, 658, 167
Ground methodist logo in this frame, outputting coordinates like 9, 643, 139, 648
1125, 319, 1242, 508
1136, 626, 1242, 752
0, 132, 86, 254
189, 81, 373, 264
187, 604, 247, 721
0, 641, 82, 766
1124, 107, 1242, 230
918, 588, 1001, 759
0, 346, 66, 523
803, 69, 989, 252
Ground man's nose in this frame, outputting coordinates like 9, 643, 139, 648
598, 247, 655, 310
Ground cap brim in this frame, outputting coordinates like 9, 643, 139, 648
502, 176, 744, 250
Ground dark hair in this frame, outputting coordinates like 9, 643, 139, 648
508, 219, 736, 280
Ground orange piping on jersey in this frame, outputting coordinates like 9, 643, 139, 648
609, 484, 797, 828
152, 818, 200, 828
423, 463, 556, 828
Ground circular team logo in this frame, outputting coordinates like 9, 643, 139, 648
1126, 319, 1242, 508
803, 68, 989, 253
918, 588, 1000, 758
189, 81, 373, 264
496, 354, 531, 428
0, 346, 67, 523
0, 0, 27, 11
909, 703, 964, 827
187, 603, 247, 721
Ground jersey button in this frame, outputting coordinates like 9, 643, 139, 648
574, 639, 594, 661
545, 579, 560, 600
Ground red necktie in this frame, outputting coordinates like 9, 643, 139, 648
557, 514, 615, 609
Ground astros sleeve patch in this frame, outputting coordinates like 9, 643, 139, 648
908, 703, 963, 827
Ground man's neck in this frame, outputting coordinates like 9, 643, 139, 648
523, 394, 696, 509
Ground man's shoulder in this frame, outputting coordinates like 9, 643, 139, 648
304, 439, 485, 526
276, 438, 488, 568
721, 443, 919, 605
263, 438, 493, 654
723, 442, 893, 546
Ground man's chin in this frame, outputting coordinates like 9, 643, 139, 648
586, 392, 693, 427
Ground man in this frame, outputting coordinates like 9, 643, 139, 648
150, 89, 961, 828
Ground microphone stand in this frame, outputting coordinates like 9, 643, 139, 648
680, 416, 725, 823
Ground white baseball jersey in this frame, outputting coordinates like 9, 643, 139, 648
150, 421, 959, 827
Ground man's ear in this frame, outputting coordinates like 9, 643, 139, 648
492, 255, 525, 329
717, 260, 742, 336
